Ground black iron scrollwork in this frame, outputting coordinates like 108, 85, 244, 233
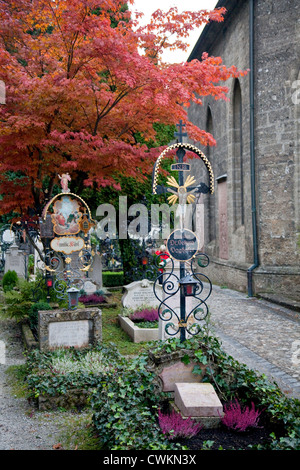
153, 252, 212, 340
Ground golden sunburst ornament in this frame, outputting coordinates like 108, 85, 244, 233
166, 174, 197, 205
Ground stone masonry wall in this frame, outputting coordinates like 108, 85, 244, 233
187, 0, 300, 300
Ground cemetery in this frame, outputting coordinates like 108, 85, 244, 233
0, 135, 298, 452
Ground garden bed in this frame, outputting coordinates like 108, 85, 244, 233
22, 338, 300, 450
176, 421, 276, 450
118, 306, 160, 343
118, 315, 159, 343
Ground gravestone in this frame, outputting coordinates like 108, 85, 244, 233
158, 361, 205, 392
4, 242, 26, 278
83, 279, 97, 294
38, 307, 102, 351
34, 240, 45, 274
89, 253, 103, 288
122, 279, 162, 310
173, 383, 224, 428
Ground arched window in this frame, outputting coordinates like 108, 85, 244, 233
233, 79, 244, 228
206, 106, 216, 242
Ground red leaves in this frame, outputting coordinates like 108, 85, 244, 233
0, 0, 247, 218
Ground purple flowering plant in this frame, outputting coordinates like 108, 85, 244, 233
221, 399, 263, 432
158, 408, 203, 440
129, 308, 159, 323
79, 294, 106, 305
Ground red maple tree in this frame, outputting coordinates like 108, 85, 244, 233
0, 0, 246, 224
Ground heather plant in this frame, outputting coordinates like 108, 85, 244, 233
158, 408, 203, 440
129, 308, 159, 323
78, 293, 106, 305
221, 399, 262, 432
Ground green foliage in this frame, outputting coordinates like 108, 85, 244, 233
90, 353, 185, 450
27, 254, 34, 274
102, 271, 124, 287
28, 301, 52, 332
2, 270, 18, 292
150, 336, 300, 450
24, 343, 122, 400
3, 273, 57, 321
3, 278, 35, 320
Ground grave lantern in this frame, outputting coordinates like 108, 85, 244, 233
46, 276, 53, 288
180, 273, 199, 297
67, 286, 80, 309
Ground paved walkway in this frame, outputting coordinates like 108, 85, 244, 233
207, 285, 300, 399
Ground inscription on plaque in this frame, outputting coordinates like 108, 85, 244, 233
122, 279, 162, 310
167, 229, 199, 261
49, 320, 91, 348
171, 163, 190, 171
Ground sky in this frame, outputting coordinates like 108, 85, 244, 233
130, 0, 218, 63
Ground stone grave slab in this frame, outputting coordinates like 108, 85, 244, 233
158, 361, 205, 392
38, 307, 102, 351
174, 383, 224, 418
89, 253, 103, 288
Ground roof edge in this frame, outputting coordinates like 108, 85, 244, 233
188, 0, 240, 61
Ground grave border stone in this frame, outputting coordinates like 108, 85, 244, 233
38, 307, 102, 352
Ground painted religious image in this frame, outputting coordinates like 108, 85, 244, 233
51, 195, 83, 236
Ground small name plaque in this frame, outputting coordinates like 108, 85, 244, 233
171, 163, 190, 171
51, 236, 85, 254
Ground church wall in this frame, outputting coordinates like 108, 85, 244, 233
253, 0, 300, 300
187, 0, 300, 301
188, 0, 252, 291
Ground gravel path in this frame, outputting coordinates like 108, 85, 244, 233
0, 316, 79, 450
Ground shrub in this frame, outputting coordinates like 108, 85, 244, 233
102, 271, 124, 287
25, 343, 121, 401
3, 278, 34, 320
158, 408, 202, 440
221, 399, 262, 432
2, 270, 18, 292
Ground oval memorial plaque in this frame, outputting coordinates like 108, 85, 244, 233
51, 236, 85, 254
167, 229, 199, 261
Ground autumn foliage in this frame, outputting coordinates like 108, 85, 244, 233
0, 0, 246, 220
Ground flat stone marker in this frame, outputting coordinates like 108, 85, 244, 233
174, 383, 224, 418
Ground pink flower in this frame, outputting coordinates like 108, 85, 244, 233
158, 409, 202, 440
221, 399, 262, 432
